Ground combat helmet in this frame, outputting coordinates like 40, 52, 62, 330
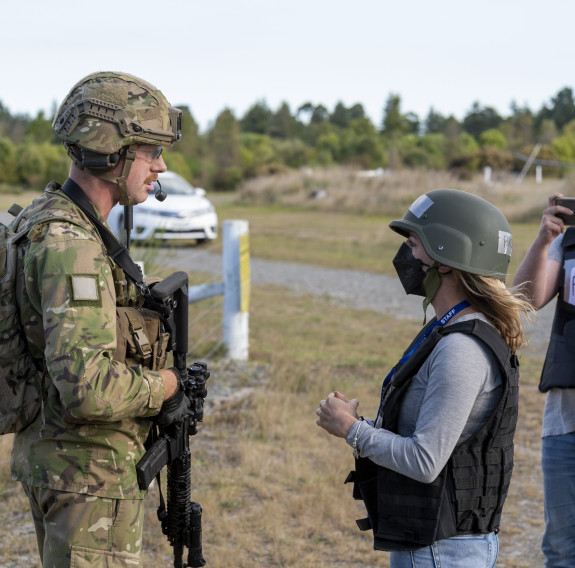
389, 189, 513, 281
53, 71, 181, 205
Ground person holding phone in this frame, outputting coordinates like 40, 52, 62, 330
513, 193, 575, 567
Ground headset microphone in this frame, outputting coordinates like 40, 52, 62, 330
154, 180, 167, 202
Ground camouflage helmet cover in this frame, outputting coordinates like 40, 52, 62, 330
53, 71, 181, 155
389, 189, 513, 280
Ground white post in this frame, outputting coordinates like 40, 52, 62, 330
222, 220, 250, 360
483, 166, 492, 184
536, 165, 543, 184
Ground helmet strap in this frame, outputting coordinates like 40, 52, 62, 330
87, 145, 138, 206
421, 262, 441, 324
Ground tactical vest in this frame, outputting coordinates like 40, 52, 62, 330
539, 227, 575, 392
17, 183, 169, 372
345, 319, 519, 551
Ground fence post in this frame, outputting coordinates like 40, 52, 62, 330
222, 220, 250, 360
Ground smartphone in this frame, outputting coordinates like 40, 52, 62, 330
554, 197, 575, 225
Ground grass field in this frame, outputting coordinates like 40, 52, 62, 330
0, 169, 558, 566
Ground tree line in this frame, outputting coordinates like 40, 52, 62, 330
1, 87, 575, 192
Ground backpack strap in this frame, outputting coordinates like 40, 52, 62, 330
60, 179, 146, 289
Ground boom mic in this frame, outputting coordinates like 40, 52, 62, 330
154, 180, 167, 202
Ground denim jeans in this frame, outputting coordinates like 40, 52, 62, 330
542, 432, 575, 567
389, 532, 498, 568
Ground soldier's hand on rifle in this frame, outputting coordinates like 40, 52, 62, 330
155, 368, 191, 426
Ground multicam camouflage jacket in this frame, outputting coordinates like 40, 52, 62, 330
10, 182, 166, 499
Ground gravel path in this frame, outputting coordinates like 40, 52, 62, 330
1, 204, 552, 353
158, 247, 554, 358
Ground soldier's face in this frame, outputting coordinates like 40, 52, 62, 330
126, 145, 167, 204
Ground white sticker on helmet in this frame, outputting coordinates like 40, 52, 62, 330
409, 195, 434, 218
498, 231, 513, 256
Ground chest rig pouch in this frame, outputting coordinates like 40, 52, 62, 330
112, 268, 170, 371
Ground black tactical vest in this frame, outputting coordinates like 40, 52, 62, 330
345, 319, 519, 551
539, 227, 575, 392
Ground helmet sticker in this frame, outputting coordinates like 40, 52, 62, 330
498, 230, 513, 256
409, 194, 434, 219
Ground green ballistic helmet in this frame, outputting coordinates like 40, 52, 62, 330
53, 71, 182, 205
389, 189, 512, 281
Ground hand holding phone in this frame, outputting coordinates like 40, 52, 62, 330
554, 197, 575, 225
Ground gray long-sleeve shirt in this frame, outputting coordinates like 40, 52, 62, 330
346, 313, 502, 484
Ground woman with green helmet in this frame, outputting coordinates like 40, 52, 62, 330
316, 188, 533, 568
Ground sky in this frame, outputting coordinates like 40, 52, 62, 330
3, 0, 574, 133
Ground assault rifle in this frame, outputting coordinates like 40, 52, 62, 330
136, 271, 209, 568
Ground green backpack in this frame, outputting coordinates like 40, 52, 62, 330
0, 204, 47, 434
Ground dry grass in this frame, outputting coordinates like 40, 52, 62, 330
0, 169, 557, 566
238, 166, 574, 224
0, 286, 548, 567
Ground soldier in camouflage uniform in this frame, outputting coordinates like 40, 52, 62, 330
10, 71, 189, 567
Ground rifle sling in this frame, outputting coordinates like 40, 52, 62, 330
60, 179, 144, 286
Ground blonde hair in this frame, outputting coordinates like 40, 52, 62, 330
452, 270, 535, 354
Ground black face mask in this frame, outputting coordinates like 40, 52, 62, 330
393, 242, 426, 296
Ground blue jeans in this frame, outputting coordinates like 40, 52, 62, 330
542, 432, 575, 567
389, 532, 498, 568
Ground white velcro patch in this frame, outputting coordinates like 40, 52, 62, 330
71, 276, 99, 301
409, 194, 434, 218
498, 231, 513, 256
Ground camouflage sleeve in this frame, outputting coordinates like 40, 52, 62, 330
23, 221, 165, 422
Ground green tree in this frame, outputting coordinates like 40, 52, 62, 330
240, 101, 272, 134
316, 131, 341, 164
329, 101, 350, 128
404, 112, 420, 135
172, 105, 202, 177
272, 138, 310, 168
479, 129, 508, 150
41, 142, 69, 182
348, 103, 365, 122
538, 119, 559, 144
462, 102, 502, 140
296, 102, 314, 124
447, 132, 481, 175
341, 117, 384, 168
419, 133, 447, 169
26, 110, 55, 143
0, 137, 18, 184
551, 119, 575, 165
208, 108, 242, 190
16, 143, 47, 188
500, 102, 534, 150
310, 104, 328, 124
424, 108, 448, 134
164, 151, 194, 181
536, 87, 575, 132
240, 132, 276, 177
269, 102, 296, 139
381, 93, 406, 136
381, 93, 408, 168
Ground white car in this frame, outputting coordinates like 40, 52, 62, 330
108, 171, 218, 244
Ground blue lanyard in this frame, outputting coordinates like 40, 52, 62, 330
376, 300, 470, 421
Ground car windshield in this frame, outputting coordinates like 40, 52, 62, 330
152, 176, 198, 196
